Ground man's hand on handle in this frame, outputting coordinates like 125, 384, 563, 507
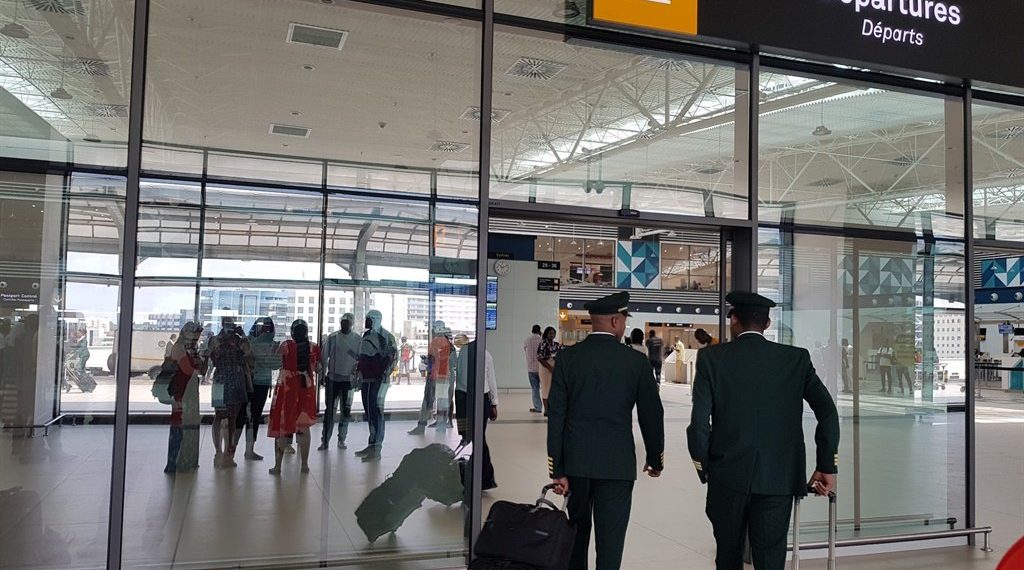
551, 477, 569, 496
808, 471, 836, 496
643, 464, 662, 478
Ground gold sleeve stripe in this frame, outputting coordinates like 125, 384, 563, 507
692, 460, 703, 470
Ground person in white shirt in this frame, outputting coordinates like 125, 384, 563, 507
320, 313, 362, 451
454, 334, 499, 490
523, 325, 543, 413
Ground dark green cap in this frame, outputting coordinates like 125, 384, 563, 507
725, 290, 777, 312
585, 291, 631, 316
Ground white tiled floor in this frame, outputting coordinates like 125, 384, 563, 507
0, 385, 1021, 569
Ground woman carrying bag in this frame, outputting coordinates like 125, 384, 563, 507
537, 326, 561, 416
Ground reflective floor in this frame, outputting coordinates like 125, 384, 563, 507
0, 388, 1020, 570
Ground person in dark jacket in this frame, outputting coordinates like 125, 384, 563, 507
687, 291, 840, 570
548, 291, 665, 570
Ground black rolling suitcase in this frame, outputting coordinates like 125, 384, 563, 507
473, 484, 576, 570
792, 489, 838, 570
354, 475, 425, 542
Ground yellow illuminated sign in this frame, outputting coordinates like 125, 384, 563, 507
591, 0, 699, 37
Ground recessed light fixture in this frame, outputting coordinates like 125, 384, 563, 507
290, 111, 302, 116
302, 64, 316, 71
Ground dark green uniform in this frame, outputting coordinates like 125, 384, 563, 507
547, 298, 665, 570
687, 327, 839, 570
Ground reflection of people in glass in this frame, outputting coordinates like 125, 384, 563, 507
356, 310, 396, 462
165, 322, 205, 473
876, 339, 894, 394
320, 313, 361, 451
242, 317, 279, 461
840, 338, 852, 394
268, 320, 321, 475
537, 326, 561, 417
62, 327, 90, 393
207, 315, 254, 468
455, 336, 499, 490
398, 336, 415, 385
410, 321, 452, 434
893, 333, 915, 395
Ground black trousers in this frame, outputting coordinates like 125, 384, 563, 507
649, 360, 663, 383
454, 389, 495, 487
566, 477, 634, 570
236, 384, 271, 439
705, 480, 792, 570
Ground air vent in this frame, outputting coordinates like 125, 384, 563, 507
642, 56, 686, 72
62, 58, 111, 76
269, 124, 311, 138
287, 23, 348, 50
505, 57, 567, 80
807, 177, 844, 188
988, 126, 1024, 140
26, 0, 84, 15
429, 141, 469, 153
91, 104, 128, 118
461, 107, 511, 123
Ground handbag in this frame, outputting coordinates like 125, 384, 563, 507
474, 485, 576, 570
151, 357, 177, 405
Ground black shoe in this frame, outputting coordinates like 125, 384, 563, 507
408, 426, 426, 435
482, 482, 497, 491
361, 450, 381, 463
354, 446, 375, 457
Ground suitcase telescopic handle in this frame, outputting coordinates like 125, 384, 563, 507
536, 484, 570, 512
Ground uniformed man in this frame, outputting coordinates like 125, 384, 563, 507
548, 291, 665, 570
687, 291, 840, 570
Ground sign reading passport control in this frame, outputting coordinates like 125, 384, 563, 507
590, 0, 1024, 89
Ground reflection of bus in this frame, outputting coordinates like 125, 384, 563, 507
106, 331, 176, 378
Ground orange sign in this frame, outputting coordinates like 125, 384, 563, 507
591, 0, 699, 37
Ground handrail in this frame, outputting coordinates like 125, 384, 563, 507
791, 526, 994, 553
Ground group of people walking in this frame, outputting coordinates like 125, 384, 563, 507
161, 309, 399, 475
545, 290, 840, 570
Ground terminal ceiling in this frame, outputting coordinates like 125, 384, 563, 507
0, 0, 1021, 269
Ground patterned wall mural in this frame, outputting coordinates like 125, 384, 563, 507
981, 257, 1024, 289
615, 240, 661, 290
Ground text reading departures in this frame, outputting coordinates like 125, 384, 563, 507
837, 0, 962, 25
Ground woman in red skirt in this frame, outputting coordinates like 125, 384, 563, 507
267, 319, 321, 475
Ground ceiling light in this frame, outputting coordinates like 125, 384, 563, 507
290, 111, 302, 116
1, 22, 29, 39
302, 64, 316, 71
50, 87, 72, 100
812, 125, 833, 137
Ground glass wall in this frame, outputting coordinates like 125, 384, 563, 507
0, 0, 1015, 567
972, 101, 1024, 241
758, 70, 965, 238
119, 0, 482, 568
490, 25, 749, 218
758, 69, 969, 542
0, 0, 135, 566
